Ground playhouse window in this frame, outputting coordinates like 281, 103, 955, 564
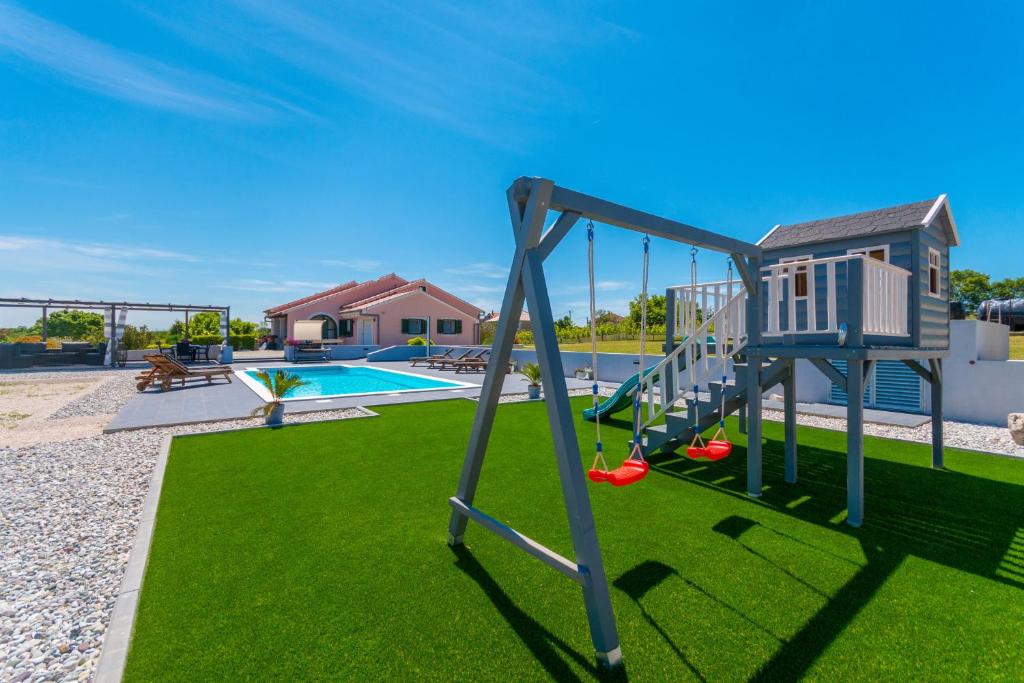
779, 256, 810, 298
437, 318, 462, 334
928, 248, 941, 297
847, 245, 889, 263
401, 318, 427, 335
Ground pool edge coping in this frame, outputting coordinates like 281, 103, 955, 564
237, 363, 480, 402
93, 409, 381, 682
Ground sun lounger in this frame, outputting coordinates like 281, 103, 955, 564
411, 349, 474, 368
136, 354, 233, 391
451, 350, 514, 374
433, 348, 488, 370
409, 348, 455, 367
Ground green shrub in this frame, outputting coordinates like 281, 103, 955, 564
407, 337, 434, 346
186, 334, 257, 350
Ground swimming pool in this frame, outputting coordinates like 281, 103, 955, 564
239, 364, 477, 401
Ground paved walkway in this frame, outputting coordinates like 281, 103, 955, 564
107, 359, 591, 431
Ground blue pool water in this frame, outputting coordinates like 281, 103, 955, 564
244, 365, 468, 399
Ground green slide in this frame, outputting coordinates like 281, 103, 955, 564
582, 366, 659, 421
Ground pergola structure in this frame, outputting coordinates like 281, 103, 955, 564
0, 297, 231, 366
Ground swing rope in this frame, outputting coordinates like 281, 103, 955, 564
587, 222, 609, 474
685, 252, 734, 461
586, 226, 650, 487
628, 235, 651, 461
688, 247, 705, 451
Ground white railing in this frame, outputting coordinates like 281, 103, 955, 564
762, 255, 910, 337
639, 287, 748, 428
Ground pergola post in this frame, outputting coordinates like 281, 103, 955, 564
42, 306, 48, 341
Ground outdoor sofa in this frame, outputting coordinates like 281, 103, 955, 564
0, 341, 108, 369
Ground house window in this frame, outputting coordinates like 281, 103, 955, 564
847, 245, 889, 263
401, 318, 427, 335
311, 314, 338, 339
779, 256, 811, 298
928, 248, 941, 297
339, 319, 354, 337
437, 318, 463, 335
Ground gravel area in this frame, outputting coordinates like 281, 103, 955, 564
488, 387, 616, 403
0, 406, 368, 683
48, 374, 138, 421
761, 409, 1024, 458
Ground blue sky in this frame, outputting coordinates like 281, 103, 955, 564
1, 1, 1022, 329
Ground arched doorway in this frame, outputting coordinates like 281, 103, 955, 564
310, 313, 338, 340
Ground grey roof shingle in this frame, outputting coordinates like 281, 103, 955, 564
761, 197, 941, 249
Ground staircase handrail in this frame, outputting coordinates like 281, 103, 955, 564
639, 287, 748, 427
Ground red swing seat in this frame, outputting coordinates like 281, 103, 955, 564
588, 458, 649, 487
686, 440, 732, 461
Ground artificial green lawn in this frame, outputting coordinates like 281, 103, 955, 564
124, 397, 1024, 681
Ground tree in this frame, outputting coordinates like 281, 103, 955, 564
36, 309, 104, 340
991, 277, 1024, 300
554, 314, 575, 332
628, 293, 667, 327
230, 318, 260, 336
950, 269, 992, 313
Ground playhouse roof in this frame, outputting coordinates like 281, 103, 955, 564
760, 194, 959, 250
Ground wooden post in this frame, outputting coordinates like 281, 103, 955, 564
846, 258, 864, 347
744, 255, 762, 497
929, 358, 943, 468
41, 306, 48, 341
846, 359, 865, 527
784, 358, 797, 484
664, 288, 676, 401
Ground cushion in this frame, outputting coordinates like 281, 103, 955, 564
60, 342, 91, 351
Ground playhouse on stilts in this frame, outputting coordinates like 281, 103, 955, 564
446, 177, 956, 669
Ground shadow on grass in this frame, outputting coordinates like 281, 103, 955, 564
450, 546, 629, 683
647, 436, 1024, 680
613, 561, 706, 682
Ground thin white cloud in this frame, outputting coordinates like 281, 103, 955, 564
320, 258, 383, 271
220, 279, 335, 293
442, 262, 507, 279
0, 2, 304, 120
0, 235, 197, 262
448, 283, 505, 294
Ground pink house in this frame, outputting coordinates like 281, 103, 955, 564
264, 274, 483, 347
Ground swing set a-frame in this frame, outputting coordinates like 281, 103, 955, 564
446, 177, 763, 668
446, 176, 949, 668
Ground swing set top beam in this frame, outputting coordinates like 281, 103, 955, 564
512, 177, 762, 259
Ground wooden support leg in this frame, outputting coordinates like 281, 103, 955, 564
929, 358, 943, 469
746, 355, 762, 497
784, 359, 797, 484
846, 360, 865, 527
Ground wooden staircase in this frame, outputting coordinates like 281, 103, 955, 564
643, 356, 790, 453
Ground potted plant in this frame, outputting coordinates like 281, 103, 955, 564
283, 337, 300, 361
522, 362, 542, 399
574, 367, 592, 380
249, 369, 308, 426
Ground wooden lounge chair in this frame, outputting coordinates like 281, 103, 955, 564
136, 353, 233, 392
452, 349, 510, 374
409, 348, 453, 367
434, 348, 487, 370
412, 348, 474, 368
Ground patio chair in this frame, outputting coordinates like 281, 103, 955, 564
175, 341, 194, 362
136, 354, 233, 392
194, 343, 213, 363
